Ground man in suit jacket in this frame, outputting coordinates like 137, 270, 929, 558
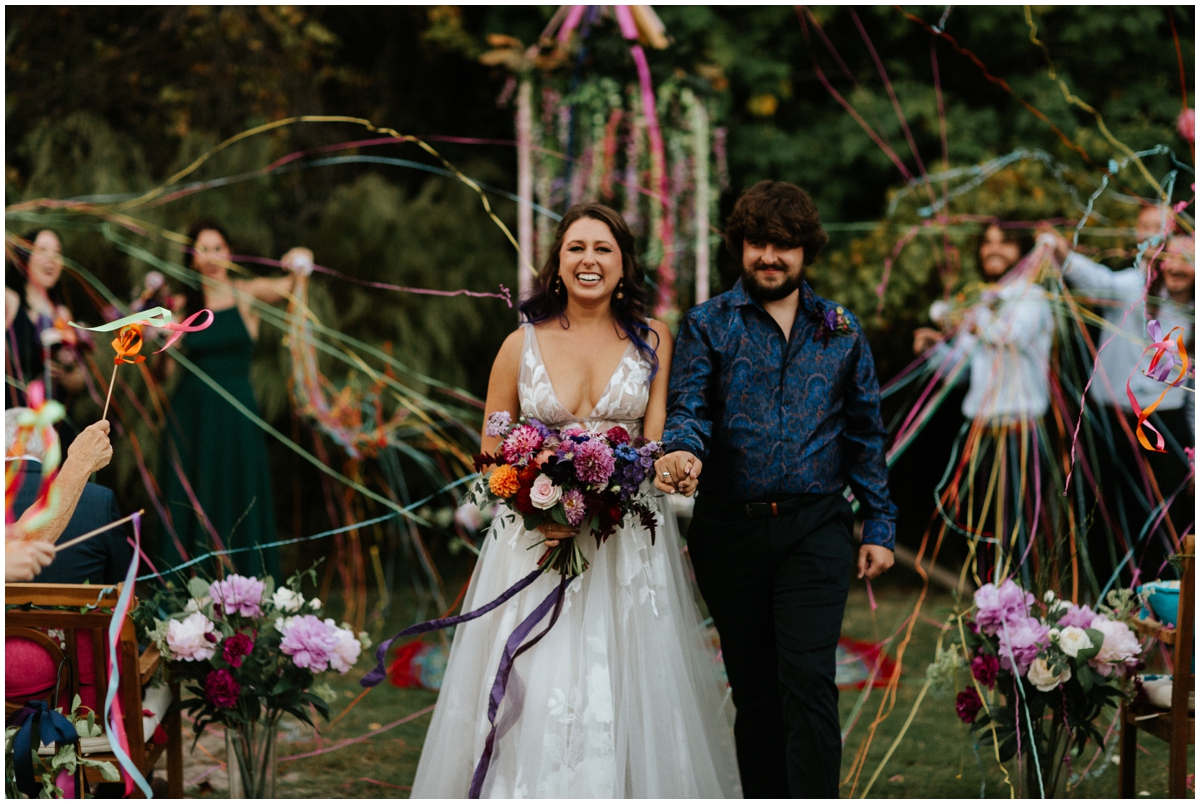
6, 412, 125, 583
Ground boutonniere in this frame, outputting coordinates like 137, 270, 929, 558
815, 305, 852, 345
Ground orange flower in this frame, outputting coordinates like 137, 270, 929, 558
112, 324, 146, 366
488, 464, 520, 498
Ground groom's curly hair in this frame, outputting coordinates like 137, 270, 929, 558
724, 181, 829, 263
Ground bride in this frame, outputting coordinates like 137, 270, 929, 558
412, 203, 742, 798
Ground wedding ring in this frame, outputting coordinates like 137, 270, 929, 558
661, 471, 671, 477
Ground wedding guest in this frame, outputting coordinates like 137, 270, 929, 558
158, 220, 310, 581
5, 229, 89, 447
5, 408, 126, 584
1046, 214, 1194, 586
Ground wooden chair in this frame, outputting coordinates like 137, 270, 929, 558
1119, 533, 1195, 798
5, 583, 183, 798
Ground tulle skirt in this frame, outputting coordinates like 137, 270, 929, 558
411, 494, 742, 798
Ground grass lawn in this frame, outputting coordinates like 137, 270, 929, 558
174, 568, 1191, 798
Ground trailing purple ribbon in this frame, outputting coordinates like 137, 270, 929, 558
469, 573, 573, 799
359, 567, 544, 688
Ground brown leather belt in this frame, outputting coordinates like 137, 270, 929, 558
741, 494, 821, 518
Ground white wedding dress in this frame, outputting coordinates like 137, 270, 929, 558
412, 324, 742, 798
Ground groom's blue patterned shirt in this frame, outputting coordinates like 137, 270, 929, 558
663, 279, 897, 549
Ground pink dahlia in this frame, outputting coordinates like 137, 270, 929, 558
210, 575, 265, 619
501, 424, 544, 465
574, 438, 616, 485
279, 614, 339, 672
561, 488, 587, 527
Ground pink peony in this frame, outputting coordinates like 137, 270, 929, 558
1056, 603, 1099, 630
997, 616, 1050, 676
166, 612, 217, 661
279, 614, 339, 672
1089, 617, 1141, 676
574, 438, 616, 485
327, 621, 362, 674
222, 633, 255, 668
204, 668, 240, 708
501, 424, 544, 465
561, 489, 587, 527
210, 575, 265, 619
973, 579, 1035, 636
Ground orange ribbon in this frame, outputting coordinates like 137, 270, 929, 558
112, 324, 147, 366
1127, 324, 1190, 453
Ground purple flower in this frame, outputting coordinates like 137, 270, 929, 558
279, 614, 340, 672
204, 668, 240, 709
561, 489, 587, 527
1056, 603, 1099, 630
574, 438, 616, 485
996, 616, 1050, 676
528, 419, 551, 439
824, 308, 839, 329
955, 688, 983, 724
222, 633, 255, 668
501, 424, 544, 465
971, 653, 999, 689
973, 579, 1035, 636
485, 411, 512, 438
210, 575, 265, 619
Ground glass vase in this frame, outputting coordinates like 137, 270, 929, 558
1017, 726, 1071, 798
225, 713, 280, 798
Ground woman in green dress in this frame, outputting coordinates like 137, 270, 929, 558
159, 220, 310, 581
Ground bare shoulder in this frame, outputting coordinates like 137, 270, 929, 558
648, 319, 673, 353
493, 327, 526, 367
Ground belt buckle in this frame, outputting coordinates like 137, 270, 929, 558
745, 501, 780, 518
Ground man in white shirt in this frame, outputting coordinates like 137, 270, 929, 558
1044, 209, 1194, 590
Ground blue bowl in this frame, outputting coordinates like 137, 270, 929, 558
1139, 581, 1181, 627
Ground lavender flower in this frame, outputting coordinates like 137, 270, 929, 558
210, 575, 265, 619
973, 579, 1035, 636
485, 411, 512, 438
279, 614, 340, 672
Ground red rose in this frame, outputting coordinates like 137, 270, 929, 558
204, 668, 241, 709
605, 426, 630, 446
222, 633, 255, 668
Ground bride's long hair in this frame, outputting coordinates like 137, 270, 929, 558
519, 203, 659, 377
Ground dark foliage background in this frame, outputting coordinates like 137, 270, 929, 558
5, 5, 1193, 579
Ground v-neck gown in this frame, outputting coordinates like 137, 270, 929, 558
412, 324, 741, 798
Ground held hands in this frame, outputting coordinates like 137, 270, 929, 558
857, 544, 894, 580
654, 451, 702, 496
69, 419, 113, 473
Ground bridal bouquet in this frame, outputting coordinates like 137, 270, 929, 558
940, 579, 1143, 795
471, 412, 663, 576
144, 569, 370, 796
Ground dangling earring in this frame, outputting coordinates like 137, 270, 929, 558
554, 275, 564, 296
615, 278, 625, 300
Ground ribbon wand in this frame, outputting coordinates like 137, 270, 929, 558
103, 324, 146, 420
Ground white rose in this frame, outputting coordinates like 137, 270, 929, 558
165, 612, 216, 661
326, 619, 363, 674
184, 596, 210, 614
1092, 618, 1141, 666
272, 587, 304, 614
528, 474, 562, 510
275, 615, 297, 634
1043, 590, 1056, 603
1057, 626, 1093, 658
308, 598, 322, 611
1026, 656, 1071, 693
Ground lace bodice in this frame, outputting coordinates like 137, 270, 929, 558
517, 323, 651, 437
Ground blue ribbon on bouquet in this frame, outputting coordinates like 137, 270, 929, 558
359, 567, 575, 799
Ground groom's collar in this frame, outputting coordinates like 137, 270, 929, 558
729, 277, 821, 316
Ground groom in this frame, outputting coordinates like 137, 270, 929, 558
655, 180, 896, 798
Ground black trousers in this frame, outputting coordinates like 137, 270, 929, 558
687, 492, 856, 799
